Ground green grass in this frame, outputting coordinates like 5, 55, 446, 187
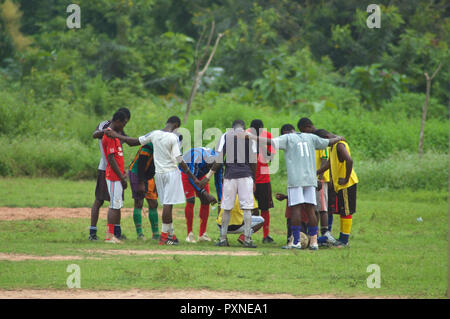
0, 178, 447, 297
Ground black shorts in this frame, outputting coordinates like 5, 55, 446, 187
337, 184, 357, 216
328, 183, 338, 214
254, 182, 274, 211
95, 169, 110, 202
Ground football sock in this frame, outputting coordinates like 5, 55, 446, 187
184, 201, 194, 235
133, 208, 143, 235
243, 209, 252, 241
286, 218, 292, 244
107, 224, 114, 236
199, 204, 209, 236
261, 210, 270, 238
308, 226, 318, 237
148, 207, 159, 235
339, 215, 353, 244
114, 224, 122, 238
89, 226, 97, 236
320, 226, 328, 236
220, 210, 231, 240
317, 236, 328, 244
161, 223, 174, 236
291, 225, 301, 245
328, 214, 334, 232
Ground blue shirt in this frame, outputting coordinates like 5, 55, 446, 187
179, 147, 223, 202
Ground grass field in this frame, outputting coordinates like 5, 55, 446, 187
0, 178, 448, 298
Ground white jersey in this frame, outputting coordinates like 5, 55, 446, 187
96, 120, 111, 171
138, 130, 182, 174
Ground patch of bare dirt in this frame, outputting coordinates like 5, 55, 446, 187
0, 207, 187, 221
0, 289, 401, 299
0, 253, 100, 261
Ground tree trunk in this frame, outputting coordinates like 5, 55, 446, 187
418, 63, 441, 157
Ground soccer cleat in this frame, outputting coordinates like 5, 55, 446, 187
185, 232, 197, 243
286, 241, 303, 249
262, 235, 274, 244
309, 243, 319, 251
333, 240, 350, 248
88, 234, 98, 241
104, 235, 122, 244
198, 232, 212, 242
282, 236, 294, 249
159, 234, 179, 245
137, 233, 146, 241
324, 231, 337, 245
215, 238, 229, 247
152, 233, 160, 240
117, 234, 127, 241
237, 234, 245, 245
242, 240, 257, 248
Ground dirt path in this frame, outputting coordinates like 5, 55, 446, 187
0, 288, 398, 299
0, 207, 187, 221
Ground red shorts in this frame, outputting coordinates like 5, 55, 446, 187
285, 202, 309, 223
181, 172, 210, 199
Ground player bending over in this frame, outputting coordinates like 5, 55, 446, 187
181, 147, 221, 243
128, 142, 160, 240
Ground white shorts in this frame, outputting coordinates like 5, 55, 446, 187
221, 177, 254, 211
106, 180, 123, 209
154, 170, 186, 205
288, 186, 316, 207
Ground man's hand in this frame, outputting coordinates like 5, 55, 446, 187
120, 176, 128, 190
275, 193, 287, 201
199, 191, 217, 205
317, 180, 323, 191
105, 129, 119, 138
338, 178, 348, 186
253, 182, 256, 193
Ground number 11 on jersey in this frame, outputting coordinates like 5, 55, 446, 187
298, 142, 310, 157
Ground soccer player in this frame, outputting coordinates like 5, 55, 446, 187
248, 119, 275, 244
102, 110, 129, 243
181, 147, 222, 243
89, 107, 130, 241
315, 129, 359, 247
128, 142, 160, 240
105, 116, 202, 245
216, 196, 264, 245
298, 119, 337, 246
200, 119, 258, 248
246, 122, 344, 250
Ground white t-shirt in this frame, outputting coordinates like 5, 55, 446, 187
139, 130, 182, 174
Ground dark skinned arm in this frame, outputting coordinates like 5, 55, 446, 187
336, 143, 353, 185
317, 159, 331, 176
107, 154, 127, 190
105, 130, 141, 146
178, 159, 201, 188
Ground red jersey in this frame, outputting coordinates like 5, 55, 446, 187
102, 135, 125, 181
254, 130, 275, 184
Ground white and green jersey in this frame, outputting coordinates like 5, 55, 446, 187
273, 133, 329, 188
